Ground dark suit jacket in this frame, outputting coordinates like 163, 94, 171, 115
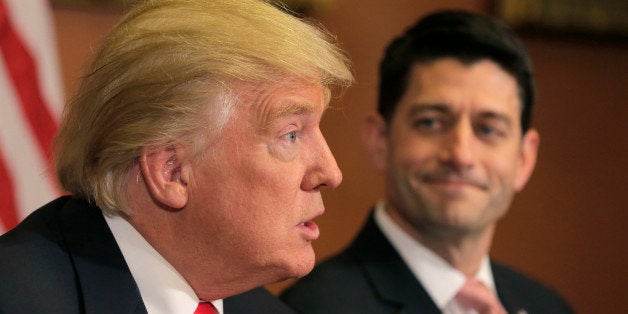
281, 212, 574, 314
0, 196, 294, 314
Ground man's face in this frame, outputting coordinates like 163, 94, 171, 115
372, 58, 538, 238
184, 78, 342, 282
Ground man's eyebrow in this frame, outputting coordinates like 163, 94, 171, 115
478, 111, 513, 127
259, 103, 317, 131
274, 102, 316, 119
408, 103, 451, 115
409, 104, 513, 125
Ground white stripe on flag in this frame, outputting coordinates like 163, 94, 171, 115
0, 0, 63, 233
3, 0, 63, 119
0, 59, 57, 223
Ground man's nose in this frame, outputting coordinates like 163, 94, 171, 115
439, 120, 476, 171
301, 131, 343, 191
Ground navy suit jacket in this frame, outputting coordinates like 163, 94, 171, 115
281, 212, 574, 314
0, 196, 294, 314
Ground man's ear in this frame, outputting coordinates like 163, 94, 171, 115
514, 128, 540, 192
362, 113, 389, 172
139, 145, 190, 209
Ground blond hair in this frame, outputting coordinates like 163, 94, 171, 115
54, 0, 353, 213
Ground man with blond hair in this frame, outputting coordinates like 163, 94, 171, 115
0, 0, 352, 313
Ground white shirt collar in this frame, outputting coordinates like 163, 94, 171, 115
104, 213, 224, 314
374, 201, 497, 311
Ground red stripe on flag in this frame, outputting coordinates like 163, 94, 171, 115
0, 0, 58, 163
0, 150, 19, 231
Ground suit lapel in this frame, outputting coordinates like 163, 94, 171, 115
351, 213, 441, 314
493, 262, 527, 314
58, 198, 147, 314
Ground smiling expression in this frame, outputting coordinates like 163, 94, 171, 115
372, 58, 538, 239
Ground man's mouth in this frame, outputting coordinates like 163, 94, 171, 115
297, 220, 320, 241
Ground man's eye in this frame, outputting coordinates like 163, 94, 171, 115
476, 124, 504, 138
477, 125, 494, 135
282, 131, 298, 143
413, 118, 440, 129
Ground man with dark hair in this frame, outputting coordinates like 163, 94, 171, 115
281, 10, 573, 313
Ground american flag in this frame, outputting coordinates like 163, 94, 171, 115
0, 0, 63, 234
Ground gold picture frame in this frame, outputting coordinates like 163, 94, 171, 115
494, 0, 628, 40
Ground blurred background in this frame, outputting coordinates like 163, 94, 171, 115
2, 0, 626, 313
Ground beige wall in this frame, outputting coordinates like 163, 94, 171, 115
53, 1, 628, 313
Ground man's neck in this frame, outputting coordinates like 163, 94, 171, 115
419, 226, 494, 276
385, 206, 495, 277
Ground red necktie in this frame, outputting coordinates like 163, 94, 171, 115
455, 278, 507, 314
194, 302, 218, 314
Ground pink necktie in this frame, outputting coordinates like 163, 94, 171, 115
194, 302, 218, 314
455, 278, 507, 314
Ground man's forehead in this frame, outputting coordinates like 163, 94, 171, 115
234, 78, 325, 103
232, 79, 326, 130
404, 60, 521, 108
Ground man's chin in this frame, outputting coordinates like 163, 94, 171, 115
275, 249, 316, 280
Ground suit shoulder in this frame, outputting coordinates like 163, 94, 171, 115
492, 261, 574, 313
281, 252, 378, 313
0, 196, 81, 313
284, 251, 361, 293
0, 196, 74, 265
225, 287, 295, 314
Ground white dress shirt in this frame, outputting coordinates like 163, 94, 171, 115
374, 201, 498, 314
105, 213, 224, 314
